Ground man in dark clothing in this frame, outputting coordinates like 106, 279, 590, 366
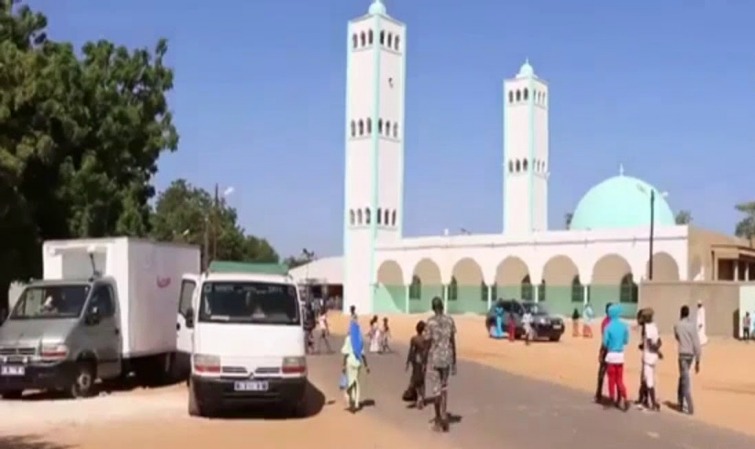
594, 302, 612, 402
674, 305, 701, 415
425, 296, 457, 432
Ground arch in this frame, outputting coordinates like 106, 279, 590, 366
515, 160, 521, 172
350, 121, 356, 137
358, 120, 364, 136
523, 88, 529, 101
387, 33, 393, 48
365, 207, 371, 224
522, 159, 528, 171
516, 90, 521, 101
495, 256, 530, 286
592, 254, 632, 284
349, 209, 355, 225
409, 258, 443, 313
360, 32, 366, 47
366, 118, 372, 134
620, 273, 638, 304
508, 91, 514, 103
646, 251, 680, 281
352, 34, 358, 48
357, 209, 363, 224
378, 119, 383, 134
375, 260, 405, 313
451, 258, 483, 285
383, 209, 389, 225
394, 35, 400, 50
385, 121, 391, 136
521, 274, 533, 301
391, 210, 397, 226
376, 207, 382, 224
380, 30, 385, 45
368, 29, 374, 44
393, 123, 399, 138
413, 258, 442, 284
542, 255, 579, 285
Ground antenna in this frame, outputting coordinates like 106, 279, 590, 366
87, 246, 101, 280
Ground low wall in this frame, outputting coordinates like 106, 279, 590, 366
639, 281, 747, 338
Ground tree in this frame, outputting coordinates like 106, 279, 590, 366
564, 212, 573, 230
283, 249, 316, 270
675, 210, 692, 225
0, 1, 177, 315
735, 202, 755, 245
150, 179, 280, 265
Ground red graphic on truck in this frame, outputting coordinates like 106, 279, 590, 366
156, 276, 172, 288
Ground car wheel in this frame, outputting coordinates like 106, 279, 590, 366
549, 335, 561, 342
69, 361, 96, 399
188, 378, 215, 418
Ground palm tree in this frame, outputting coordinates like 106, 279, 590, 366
734, 202, 755, 246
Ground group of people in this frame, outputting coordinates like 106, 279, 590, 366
341, 299, 458, 432
594, 301, 704, 415
367, 314, 392, 353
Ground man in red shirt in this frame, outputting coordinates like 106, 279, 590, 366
594, 302, 613, 403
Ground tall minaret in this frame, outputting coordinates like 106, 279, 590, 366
503, 60, 549, 234
343, 0, 406, 314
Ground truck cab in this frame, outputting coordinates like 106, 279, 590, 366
182, 264, 307, 417
0, 277, 122, 399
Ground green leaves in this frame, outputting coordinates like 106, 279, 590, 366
735, 202, 755, 244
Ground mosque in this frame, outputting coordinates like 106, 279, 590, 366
291, 0, 755, 318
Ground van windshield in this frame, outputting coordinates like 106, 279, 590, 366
11, 284, 90, 319
198, 281, 300, 325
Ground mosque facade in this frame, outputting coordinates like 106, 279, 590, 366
338, 0, 689, 318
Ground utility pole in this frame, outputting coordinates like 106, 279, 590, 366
212, 183, 219, 262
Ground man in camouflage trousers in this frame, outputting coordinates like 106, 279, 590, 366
425, 296, 457, 432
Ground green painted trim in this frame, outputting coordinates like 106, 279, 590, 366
342, 23, 353, 313
527, 75, 535, 232
368, 15, 383, 311
397, 27, 406, 237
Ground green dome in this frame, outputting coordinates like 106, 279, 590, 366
368, 0, 386, 15
570, 174, 674, 231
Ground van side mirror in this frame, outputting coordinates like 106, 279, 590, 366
85, 306, 101, 326
185, 308, 194, 328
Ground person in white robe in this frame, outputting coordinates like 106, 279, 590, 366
696, 300, 708, 346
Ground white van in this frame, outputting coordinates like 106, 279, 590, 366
177, 266, 307, 417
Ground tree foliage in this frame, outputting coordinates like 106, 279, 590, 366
674, 210, 692, 225
150, 179, 279, 265
734, 202, 755, 244
0, 0, 177, 313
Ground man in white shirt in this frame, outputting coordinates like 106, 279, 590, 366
522, 310, 534, 345
641, 310, 663, 411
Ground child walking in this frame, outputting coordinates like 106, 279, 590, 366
603, 303, 629, 411
404, 320, 428, 409
380, 317, 392, 353
316, 309, 332, 354
368, 315, 381, 353
571, 308, 581, 337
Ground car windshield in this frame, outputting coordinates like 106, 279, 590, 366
11, 284, 90, 319
198, 281, 300, 325
522, 302, 549, 315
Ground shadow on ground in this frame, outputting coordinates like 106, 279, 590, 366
0, 435, 72, 449
211, 381, 327, 421
8, 376, 185, 402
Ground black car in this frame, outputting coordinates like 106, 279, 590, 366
485, 299, 565, 342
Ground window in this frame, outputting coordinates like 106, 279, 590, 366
352, 34, 358, 48
387, 33, 393, 48
516, 90, 521, 102
393, 123, 399, 138
11, 284, 90, 319
380, 30, 385, 45
394, 35, 400, 50
409, 275, 421, 300
571, 275, 584, 303
358, 120, 364, 136
523, 88, 529, 101
480, 281, 488, 302
357, 209, 363, 224
383, 209, 389, 225
448, 277, 458, 301
367, 118, 372, 134
515, 160, 521, 172
89, 285, 116, 318
360, 32, 366, 47
378, 119, 383, 134
349, 210, 355, 225
365, 208, 371, 224
368, 29, 373, 45
385, 121, 391, 136
178, 280, 196, 316
537, 280, 546, 302
377, 207, 382, 224
620, 274, 638, 303
523, 159, 528, 171
521, 275, 533, 301
508, 160, 513, 172
350, 121, 356, 137
199, 281, 300, 325
508, 91, 514, 103
391, 210, 396, 226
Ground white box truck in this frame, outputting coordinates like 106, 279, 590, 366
0, 237, 200, 399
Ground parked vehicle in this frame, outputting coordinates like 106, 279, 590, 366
0, 238, 200, 399
485, 299, 565, 342
182, 262, 307, 418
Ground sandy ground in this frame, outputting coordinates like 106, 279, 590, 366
336, 312, 755, 437
0, 366, 439, 449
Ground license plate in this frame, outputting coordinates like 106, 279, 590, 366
234, 381, 268, 392
0, 365, 25, 376
552, 324, 562, 329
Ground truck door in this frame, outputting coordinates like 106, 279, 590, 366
85, 283, 121, 379
176, 274, 198, 379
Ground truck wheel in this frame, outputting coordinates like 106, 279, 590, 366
288, 395, 308, 418
549, 335, 561, 342
69, 361, 96, 399
1, 390, 23, 400
188, 379, 211, 418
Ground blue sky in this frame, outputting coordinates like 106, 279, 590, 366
33, 0, 755, 258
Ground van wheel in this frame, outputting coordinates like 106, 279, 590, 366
188, 379, 210, 418
69, 361, 96, 399
1, 390, 23, 400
